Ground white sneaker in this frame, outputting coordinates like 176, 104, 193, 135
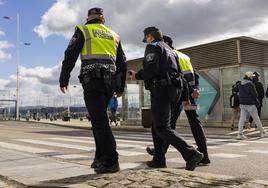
236, 134, 247, 140
260, 131, 267, 138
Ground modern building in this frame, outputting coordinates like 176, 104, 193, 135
122, 36, 268, 127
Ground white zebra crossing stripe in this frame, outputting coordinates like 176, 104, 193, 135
15, 139, 94, 152
55, 154, 91, 159
207, 146, 220, 149
50, 137, 147, 150
167, 158, 185, 164
244, 150, 268, 154
118, 150, 145, 156
0, 142, 55, 154
210, 153, 246, 158
244, 140, 268, 144
225, 143, 248, 146
120, 162, 142, 170
84, 136, 151, 145
48, 137, 89, 143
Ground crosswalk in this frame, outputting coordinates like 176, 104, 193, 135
0, 130, 268, 166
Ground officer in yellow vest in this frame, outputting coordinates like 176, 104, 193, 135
146, 35, 210, 165
59, 8, 126, 174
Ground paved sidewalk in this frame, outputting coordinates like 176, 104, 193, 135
1, 147, 268, 188
67, 168, 268, 188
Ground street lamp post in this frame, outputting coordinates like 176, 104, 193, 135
16, 13, 20, 120
3, 14, 30, 120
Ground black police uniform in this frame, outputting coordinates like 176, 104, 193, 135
59, 19, 126, 172
249, 75, 264, 125
135, 38, 202, 170
170, 72, 210, 163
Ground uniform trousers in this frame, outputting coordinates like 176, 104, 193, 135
169, 97, 208, 158
83, 78, 118, 166
150, 85, 196, 162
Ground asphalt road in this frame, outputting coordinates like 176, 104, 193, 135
0, 121, 267, 183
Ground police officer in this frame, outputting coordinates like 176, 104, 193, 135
146, 35, 210, 165
59, 8, 126, 174
248, 72, 264, 128
129, 27, 203, 171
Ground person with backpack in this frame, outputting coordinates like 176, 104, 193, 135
230, 81, 241, 130
237, 72, 266, 139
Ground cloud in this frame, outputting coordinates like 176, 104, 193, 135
0, 30, 5, 38
0, 40, 13, 62
33, 0, 90, 39
34, 0, 268, 58
0, 0, 6, 5
2, 63, 83, 107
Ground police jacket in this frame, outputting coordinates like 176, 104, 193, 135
135, 40, 189, 100
59, 19, 127, 93
238, 78, 258, 105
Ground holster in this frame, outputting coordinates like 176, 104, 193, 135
78, 74, 92, 85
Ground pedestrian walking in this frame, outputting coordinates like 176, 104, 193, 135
129, 27, 203, 171
59, 7, 127, 174
248, 72, 264, 128
108, 95, 119, 126
146, 35, 210, 165
237, 72, 266, 139
230, 81, 241, 130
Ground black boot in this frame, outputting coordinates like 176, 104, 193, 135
146, 159, 166, 168
146, 147, 155, 156
94, 162, 120, 174
186, 151, 203, 171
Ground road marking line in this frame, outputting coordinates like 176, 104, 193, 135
55, 154, 90, 159
85, 136, 152, 145
167, 158, 185, 164
0, 142, 55, 154
48, 137, 89, 143
15, 139, 94, 152
210, 153, 246, 158
244, 150, 268, 154
225, 143, 248, 146
120, 162, 141, 170
118, 150, 145, 156
243, 140, 268, 144
207, 146, 220, 149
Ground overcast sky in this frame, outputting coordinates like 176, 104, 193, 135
1, 0, 268, 106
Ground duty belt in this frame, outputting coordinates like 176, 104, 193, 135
81, 63, 116, 75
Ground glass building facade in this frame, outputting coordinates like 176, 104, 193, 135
122, 37, 268, 126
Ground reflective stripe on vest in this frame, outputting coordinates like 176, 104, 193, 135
175, 50, 193, 74
77, 24, 119, 63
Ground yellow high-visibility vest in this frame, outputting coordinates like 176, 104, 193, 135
76, 24, 119, 63
174, 50, 193, 74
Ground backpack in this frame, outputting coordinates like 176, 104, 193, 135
229, 81, 240, 108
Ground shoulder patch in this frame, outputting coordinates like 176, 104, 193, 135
145, 53, 155, 62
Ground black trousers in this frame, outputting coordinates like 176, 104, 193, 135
150, 85, 196, 162
170, 97, 208, 158
83, 79, 118, 166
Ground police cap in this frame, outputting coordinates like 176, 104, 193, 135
87, 8, 103, 21
163, 35, 173, 48
142, 26, 160, 42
